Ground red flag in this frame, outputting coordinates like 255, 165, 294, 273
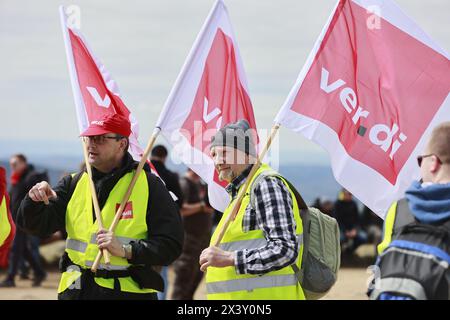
0, 167, 15, 268
156, 0, 258, 211
59, 6, 144, 162
59, 6, 168, 186
276, 0, 450, 218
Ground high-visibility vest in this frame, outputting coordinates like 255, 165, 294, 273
377, 202, 398, 255
377, 199, 416, 255
58, 171, 157, 294
0, 195, 12, 247
206, 164, 305, 300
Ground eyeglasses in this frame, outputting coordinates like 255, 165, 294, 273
417, 154, 442, 167
83, 135, 124, 145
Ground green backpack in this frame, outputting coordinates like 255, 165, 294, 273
249, 170, 341, 300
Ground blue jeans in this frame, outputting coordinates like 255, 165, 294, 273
7, 229, 46, 280
157, 266, 169, 300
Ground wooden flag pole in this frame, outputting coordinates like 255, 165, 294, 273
81, 139, 111, 265
212, 123, 280, 247
90, 128, 161, 272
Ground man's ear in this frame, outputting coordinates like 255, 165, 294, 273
430, 156, 440, 173
120, 138, 128, 153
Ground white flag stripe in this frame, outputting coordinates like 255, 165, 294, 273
59, 6, 89, 134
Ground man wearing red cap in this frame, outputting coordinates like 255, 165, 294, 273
17, 113, 184, 300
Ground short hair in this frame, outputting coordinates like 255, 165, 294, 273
11, 154, 27, 163
428, 122, 450, 164
151, 145, 168, 158
116, 135, 129, 151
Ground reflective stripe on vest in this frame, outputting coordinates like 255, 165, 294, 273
66, 235, 139, 254
206, 274, 298, 294
206, 163, 305, 300
85, 260, 128, 271
66, 239, 87, 253
88, 234, 139, 246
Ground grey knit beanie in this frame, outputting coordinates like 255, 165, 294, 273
210, 119, 256, 157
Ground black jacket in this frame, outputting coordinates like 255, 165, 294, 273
17, 153, 184, 299
151, 160, 184, 208
9, 164, 48, 221
333, 199, 360, 232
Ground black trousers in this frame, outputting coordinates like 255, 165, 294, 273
7, 228, 46, 280
58, 270, 158, 300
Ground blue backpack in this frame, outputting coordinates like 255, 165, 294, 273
368, 199, 450, 300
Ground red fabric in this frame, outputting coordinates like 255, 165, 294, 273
9, 170, 23, 186
0, 167, 16, 269
69, 29, 132, 137
289, 0, 449, 185
181, 28, 258, 188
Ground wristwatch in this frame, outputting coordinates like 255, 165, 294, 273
122, 244, 133, 260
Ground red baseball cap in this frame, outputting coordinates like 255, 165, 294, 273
80, 113, 131, 137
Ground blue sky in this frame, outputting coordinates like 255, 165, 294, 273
0, 0, 449, 165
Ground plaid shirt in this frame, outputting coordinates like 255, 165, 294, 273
225, 166, 299, 275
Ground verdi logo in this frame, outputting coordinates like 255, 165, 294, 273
116, 202, 133, 220
320, 67, 408, 160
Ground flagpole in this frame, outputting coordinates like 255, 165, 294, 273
90, 127, 161, 272
60, 8, 111, 265
81, 139, 111, 265
212, 123, 281, 247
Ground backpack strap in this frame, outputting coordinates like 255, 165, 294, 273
248, 170, 307, 211
248, 170, 309, 284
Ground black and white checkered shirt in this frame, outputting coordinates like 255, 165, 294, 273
225, 165, 299, 275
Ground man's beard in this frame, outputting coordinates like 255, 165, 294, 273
218, 168, 235, 182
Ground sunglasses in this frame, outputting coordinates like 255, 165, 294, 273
417, 154, 442, 167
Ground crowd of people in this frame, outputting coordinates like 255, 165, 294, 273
0, 117, 449, 300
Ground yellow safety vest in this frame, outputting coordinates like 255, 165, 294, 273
58, 171, 157, 294
0, 196, 12, 247
377, 202, 398, 255
206, 164, 305, 300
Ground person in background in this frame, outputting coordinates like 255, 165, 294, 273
371, 122, 450, 300
171, 168, 214, 300
150, 145, 183, 208
0, 167, 15, 269
150, 144, 184, 300
333, 189, 367, 255
312, 196, 334, 217
0, 154, 47, 287
360, 205, 383, 256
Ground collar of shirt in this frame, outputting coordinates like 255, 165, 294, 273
225, 165, 253, 199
